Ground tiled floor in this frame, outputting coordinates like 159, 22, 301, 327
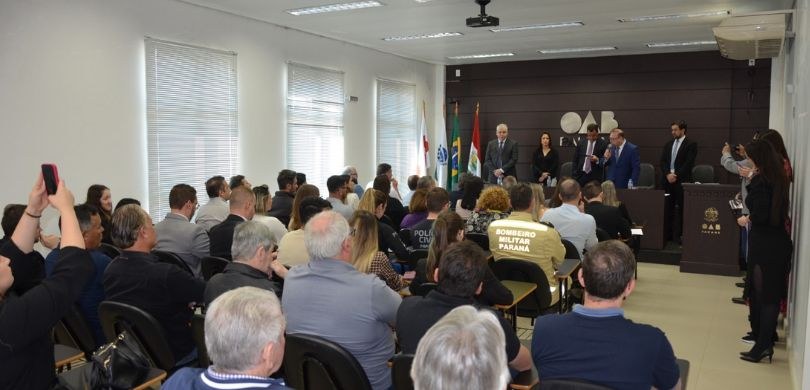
515, 262, 794, 390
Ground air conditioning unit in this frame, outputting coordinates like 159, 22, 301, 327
713, 14, 786, 60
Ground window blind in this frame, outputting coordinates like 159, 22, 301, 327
145, 38, 238, 220
286, 62, 345, 193
376, 79, 416, 187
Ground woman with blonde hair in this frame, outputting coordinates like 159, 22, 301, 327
465, 186, 511, 234
287, 184, 320, 231
349, 210, 406, 291
359, 190, 410, 262
251, 185, 288, 243
600, 180, 633, 224
530, 183, 547, 222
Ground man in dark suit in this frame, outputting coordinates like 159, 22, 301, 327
659, 120, 698, 243
582, 182, 631, 239
603, 128, 640, 189
483, 123, 519, 184
572, 124, 608, 186
209, 186, 256, 260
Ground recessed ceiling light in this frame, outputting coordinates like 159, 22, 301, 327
490, 21, 584, 33
383, 32, 463, 41
646, 40, 717, 48
447, 53, 515, 59
538, 46, 617, 54
618, 10, 729, 23
413, 0, 435, 2
286, 1, 383, 16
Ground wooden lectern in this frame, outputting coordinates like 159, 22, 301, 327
680, 184, 741, 276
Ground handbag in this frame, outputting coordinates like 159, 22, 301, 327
81, 331, 151, 389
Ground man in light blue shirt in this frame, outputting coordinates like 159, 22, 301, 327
541, 178, 598, 256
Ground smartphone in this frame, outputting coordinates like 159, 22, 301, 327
41, 164, 59, 195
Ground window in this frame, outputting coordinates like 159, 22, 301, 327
376, 79, 416, 187
287, 63, 345, 193
145, 38, 238, 220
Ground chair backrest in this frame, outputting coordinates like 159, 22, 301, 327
490, 259, 553, 317
410, 249, 429, 265
191, 313, 211, 368
539, 378, 613, 390
152, 250, 194, 275
399, 228, 412, 247
98, 301, 176, 371
57, 305, 98, 358
595, 228, 611, 242
98, 243, 122, 259
465, 232, 490, 251
392, 354, 414, 390
201, 256, 230, 281
692, 164, 715, 183
559, 162, 573, 180
283, 333, 372, 390
561, 239, 580, 260
637, 163, 655, 189
411, 282, 437, 297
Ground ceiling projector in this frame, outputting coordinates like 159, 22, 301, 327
466, 0, 499, 28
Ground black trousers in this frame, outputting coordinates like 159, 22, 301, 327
748, 264, 779, 353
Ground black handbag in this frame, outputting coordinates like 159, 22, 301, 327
82, 331, 151, 389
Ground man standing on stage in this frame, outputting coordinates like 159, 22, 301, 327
572, 124, 608, 186
604, 128, 641, 189
659, 120, 697, 244
483, 124, 518, 184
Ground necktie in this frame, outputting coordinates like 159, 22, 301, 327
497, 141, 504, 168
617, 145, 622, 160
583, 140, 594, 173
670, 139, 680, 171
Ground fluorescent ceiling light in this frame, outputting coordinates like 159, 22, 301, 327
286, 1, 383, 16
490, 21, 584, 33
383, 32, 462, 41
619, 10, 730, 23
538, 46, 616, 54
448, 53, 515, 59
646, 40, 717, 48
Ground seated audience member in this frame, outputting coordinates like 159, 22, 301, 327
286, 184, 320, 231
409, 188, 450, 250
1, 204, 46, 294
162, 287, 290, 390
583, 181, 631, 239
541, 178, 598, 255
349, 210, 406, 291
0, 175, 94, 389
397, 241, 532, 373
532, 240, 681, 390
501, 175, 518, 190
103, 204, 205, 366
601, 180, 634, 225
230, 174, 252, 190
530, 183, 547, 222
209, 187, 256, 260
400, 189, 428, 229
327, 175, 355, 220
417, 175, 437, 191
44, 204, 110, 346
456, 175, 484, 220
448, 172, 471, 210
402, 174, 419, 207
195, 175, 231, 232
295, 172, 307, 187
489, 183, 566, 305
268, 169, 298, 227
277, 197, 332, 267
366, 163, 403, 200
358, 190, 410, 263
410, 211, 512, 306
466, 186, 511, 235
252, 185, 288, 243
374, 174, 405, 230
282, 211, 402, 390
343, 174, 361, 210
114, 197, 140, 212
411, 305, 510, 390
343, 165, 365, 198
85, 184, 114, 244
204, 221, 287, 305
547, 180, 565, 208
154, 184, 210, 278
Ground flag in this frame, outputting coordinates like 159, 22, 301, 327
467, 102, 481, 177
417, 101, 430, 175
450, 103, 461, 190
434, 105, 448, 188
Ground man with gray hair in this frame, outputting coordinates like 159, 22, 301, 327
282, 211, 402, 390
411, 306, 510, 390
342, 165, 364, 198
162, 287, 291, 389
204, 221, 288, 306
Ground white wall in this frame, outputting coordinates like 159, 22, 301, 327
0, 0, 443, 225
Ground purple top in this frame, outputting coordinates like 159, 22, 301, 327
400, 212, 428, 229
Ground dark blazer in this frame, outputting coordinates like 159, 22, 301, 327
572, 137, 608, 181
585, 201, 631, 239
483, 138, 519, 183
385, 196, 406, 231
659, 137, 698, 185
268, 191, 295, 227
605, 141, 641, 189
531, 148, 560, 185
204, 262, 280, 306
208, 214, 247, 261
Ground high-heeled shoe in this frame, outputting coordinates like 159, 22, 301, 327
740, 348, 774, 363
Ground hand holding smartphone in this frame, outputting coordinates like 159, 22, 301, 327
41, 164, 59, 195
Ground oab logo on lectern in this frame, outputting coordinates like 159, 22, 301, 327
701, 207, 721, 235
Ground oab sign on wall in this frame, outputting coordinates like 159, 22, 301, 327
560, 111, 619, 134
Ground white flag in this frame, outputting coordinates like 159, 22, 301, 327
434, 111, 448, 188
417, 104, 430, 175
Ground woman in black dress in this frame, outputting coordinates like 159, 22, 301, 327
740, 139, 792, 363
531, 131, 559, 186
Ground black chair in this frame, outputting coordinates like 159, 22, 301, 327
539, 378, 612, 390
409, 249, 429, 266
465, 232, 490, 251
98, 243, 122, 259
411, 282, 437, 297
98, 301, 176, 372
676, 358, 690, 390
201, 256, 230, 281
283, 333, 372, 390
399, 228, 412, 247
490, 259, 556, 322
637, 163, 655, 189
191, 313, 211, 368
692, 164, 716, 183
55, 305, 98, 359
561, 239, 580, 260
152, 250, 194, 275
559, 162, 573, 180
595, 228, 611, 242
392, 354, 414, 390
